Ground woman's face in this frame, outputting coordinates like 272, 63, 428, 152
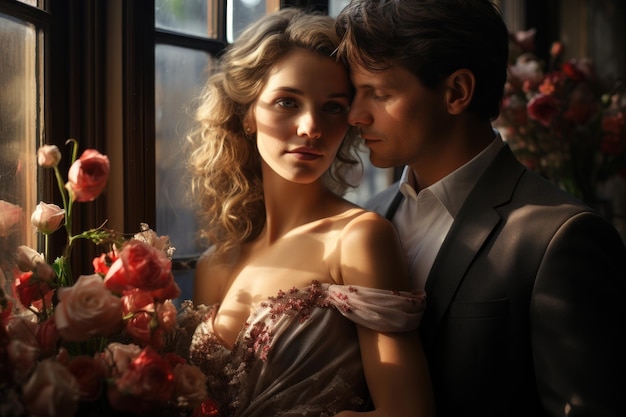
251, 48, 352, 185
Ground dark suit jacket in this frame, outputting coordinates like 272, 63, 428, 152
366, 145, 626, 417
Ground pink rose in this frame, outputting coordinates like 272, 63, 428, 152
104, 240, 176, 294
172, 364, 208, 408
157, 300, 177, 333
31, 201, 65, 234
4, 314, 38, 345
37, 144, 62, 168
21, 359, 80, 417
133, 224, 175, 257
510, 28, 536, 52
97, 342, 142, 377
65, 149, 110, 202
0, 200, 22, 237
54, 274, 123, 342
108, 346, 174, 413
8, 339, 39, 383
66, 355, 107, 401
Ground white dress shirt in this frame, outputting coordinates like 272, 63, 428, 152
393, 133, 505, 291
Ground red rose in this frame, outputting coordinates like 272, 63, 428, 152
564, 102, 597, 125
150, 280, 182, 302
562, 61, 586, 81
104, 240, 176, 295
122, 288, 155, 315
93, 250, 119, 276
36, 316, 60, 357
125, 311, 161, 348
14, 271, 54, 310
108, 346, 174, 413
527, 94, 560, 127
67, 355, 106, 401
601, 133, 626, 156
192, 398, 220, 417
65, 149, 110, 202
602, 112, 625, 135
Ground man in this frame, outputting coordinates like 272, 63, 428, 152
335, 1, 626, 416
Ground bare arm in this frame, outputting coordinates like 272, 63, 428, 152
192, 248, 225, 306
337, 212, 435, 417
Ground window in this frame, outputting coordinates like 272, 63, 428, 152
152, 0, 398, 303
0, 1, 47, 252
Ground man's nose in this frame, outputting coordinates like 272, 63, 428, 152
347, 98, 372, 127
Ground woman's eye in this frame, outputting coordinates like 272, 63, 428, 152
324, 102, 348, 114
276, 98, 297, 108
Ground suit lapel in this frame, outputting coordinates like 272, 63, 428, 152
419, 146, 526, 338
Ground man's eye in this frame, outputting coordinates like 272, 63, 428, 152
276, 98, 297, 108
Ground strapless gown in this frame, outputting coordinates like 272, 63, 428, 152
178, 281, 425, 417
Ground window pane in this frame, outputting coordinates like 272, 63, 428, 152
329, 0, 350, 17
0, 12, 40, 250
16, 0, 40, 8
155, 44, 210, 258
155, 0, 212, 38
227, 0, 279, 43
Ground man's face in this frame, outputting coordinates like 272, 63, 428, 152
348, 64, 449, 170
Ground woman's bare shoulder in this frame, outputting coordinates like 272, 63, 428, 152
336, 209, 410, 290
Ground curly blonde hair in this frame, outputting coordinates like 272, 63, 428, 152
187, 8, 362, 259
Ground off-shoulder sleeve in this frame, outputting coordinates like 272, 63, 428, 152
327, 284, 426, 332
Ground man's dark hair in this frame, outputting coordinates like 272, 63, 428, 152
335, 0, 510, 120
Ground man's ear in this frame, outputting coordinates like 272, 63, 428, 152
444, 69, 475, 115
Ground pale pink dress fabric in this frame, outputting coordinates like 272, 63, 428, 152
181, 281, 425, 417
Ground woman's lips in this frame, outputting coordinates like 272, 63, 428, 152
287, 147, 322, 160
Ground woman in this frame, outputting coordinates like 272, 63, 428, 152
185, 8, 434, 417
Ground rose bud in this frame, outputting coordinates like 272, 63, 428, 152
37, 144, 62, 168
31, 201, 65, 234
15, 245, 45, 272
550, 41, 563, 57
65, 149, 110, 202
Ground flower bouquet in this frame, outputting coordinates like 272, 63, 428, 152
494, 28, 626, 203
0, 141, 217, 417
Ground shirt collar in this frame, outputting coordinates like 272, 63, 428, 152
398, 130, 505, 217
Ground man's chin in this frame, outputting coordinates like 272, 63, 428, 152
367, 154, 394, 169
